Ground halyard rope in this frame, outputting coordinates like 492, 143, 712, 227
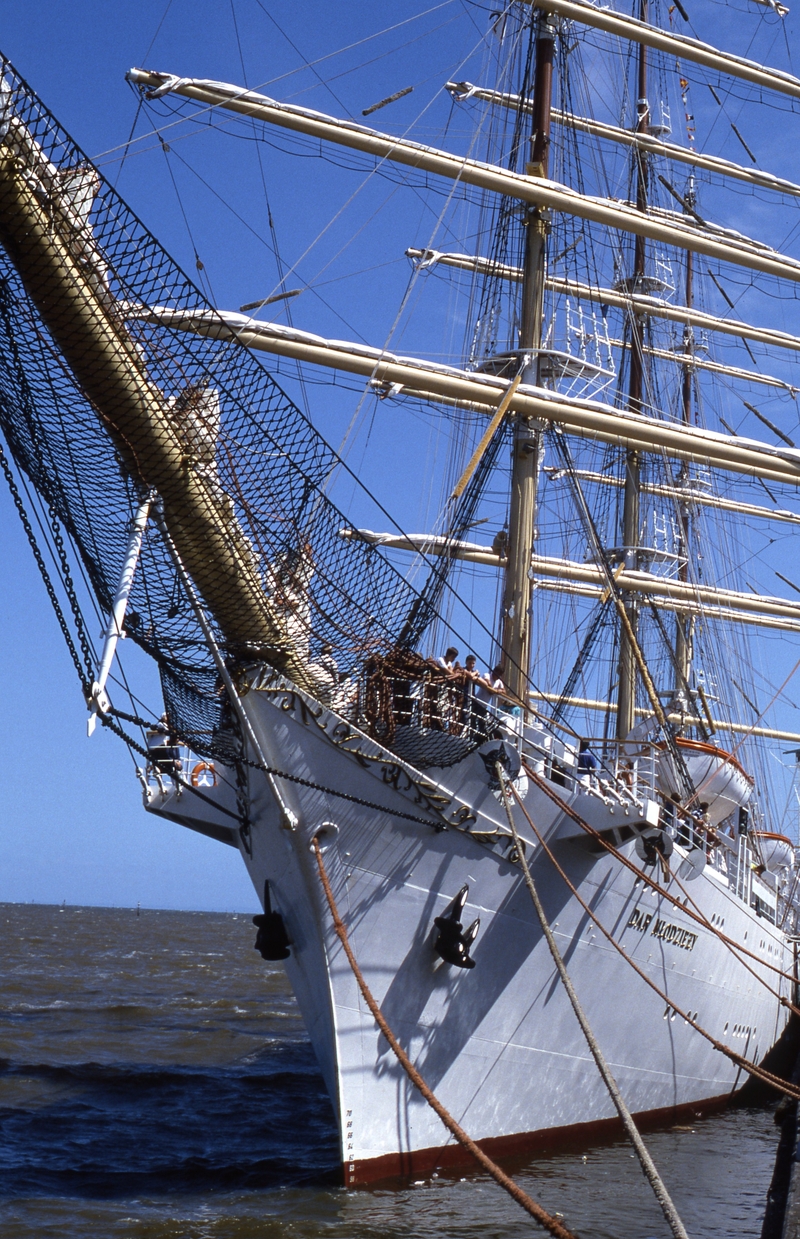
509, 776, 800, 1102
494, 764, 691, 1239
311, 835, 580, 1239
522, 760, 800, 1000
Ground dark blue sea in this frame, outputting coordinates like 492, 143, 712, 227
0, 903, 779, 1237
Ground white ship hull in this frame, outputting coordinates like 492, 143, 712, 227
149, 679, 793, 1184
4, 25, 800, 1203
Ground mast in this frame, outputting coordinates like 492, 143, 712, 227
674, 180, 696, 715
616, 0, 649, 739
500, 11, 556, 702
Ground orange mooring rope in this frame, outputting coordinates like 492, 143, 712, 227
509, 778, 800, 1102
311, 836, 580, 1239
523, 760, 800, 1003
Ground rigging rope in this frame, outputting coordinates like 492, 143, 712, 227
551, 598, 613, 725
521, 758, 800, 1003
0, 437, 92, 697
550, 432, 686, 758
494, 763, 691, 1239
507, 776, 800, 1102
311, 834, 580, 1238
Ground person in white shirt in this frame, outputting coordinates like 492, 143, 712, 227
475, 665, 505, 704
462, 654, 487, 735
436, 646, 459, 672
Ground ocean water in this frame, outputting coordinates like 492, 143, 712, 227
0, 902, 779, 1238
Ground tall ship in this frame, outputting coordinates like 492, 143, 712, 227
2, 0, 800, 1192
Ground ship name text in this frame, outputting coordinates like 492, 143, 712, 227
627, 907, 698, 952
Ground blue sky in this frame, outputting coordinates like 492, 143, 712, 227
2, 0, 800, 909
0, 0, 496, 911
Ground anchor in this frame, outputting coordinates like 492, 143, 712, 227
433, 884, 480, 969
253, 881, 291, 960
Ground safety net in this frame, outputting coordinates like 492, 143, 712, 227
0, 55, 484, 769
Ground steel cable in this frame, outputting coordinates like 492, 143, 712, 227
311, 834, 581, 1238
494, 763, 692, 1239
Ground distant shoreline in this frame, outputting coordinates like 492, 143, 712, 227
0, 900, 255, 915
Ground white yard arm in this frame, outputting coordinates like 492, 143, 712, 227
529, 0, 800, 100
543, 468, 800, 527
446, 84, 800, 201
126, 304, 800, 488
341, 529, 800, 629
527, 691, 800, 744
407, 249, 800, 357
125, 69, 800, 286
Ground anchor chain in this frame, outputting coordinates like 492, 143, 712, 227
47, 505, 95, 688
0, 437, 92, 695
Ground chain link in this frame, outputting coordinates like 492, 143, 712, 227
105, 705, 441, 830
48, 508, 95, 684
0, 438, 92, 697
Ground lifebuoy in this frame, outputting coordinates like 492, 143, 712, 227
191, 761, 217, 788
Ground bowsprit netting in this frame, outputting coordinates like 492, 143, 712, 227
0, 55, 488, 770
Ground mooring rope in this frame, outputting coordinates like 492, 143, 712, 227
494, 765, 691, 1239
311, 835, 580, 1239
508, 778, 800, 1103
523, 760, 800, 1005
668, 860, 796, 999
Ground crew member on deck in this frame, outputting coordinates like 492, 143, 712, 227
436, 646, 459, 673
461, 654, 485, 735
475, 665, 505, 700
577, 739, 598, 785
146, 713, 181, 778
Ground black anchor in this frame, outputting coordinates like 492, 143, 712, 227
433, 884, 480, 969
253, 881, 291, 960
